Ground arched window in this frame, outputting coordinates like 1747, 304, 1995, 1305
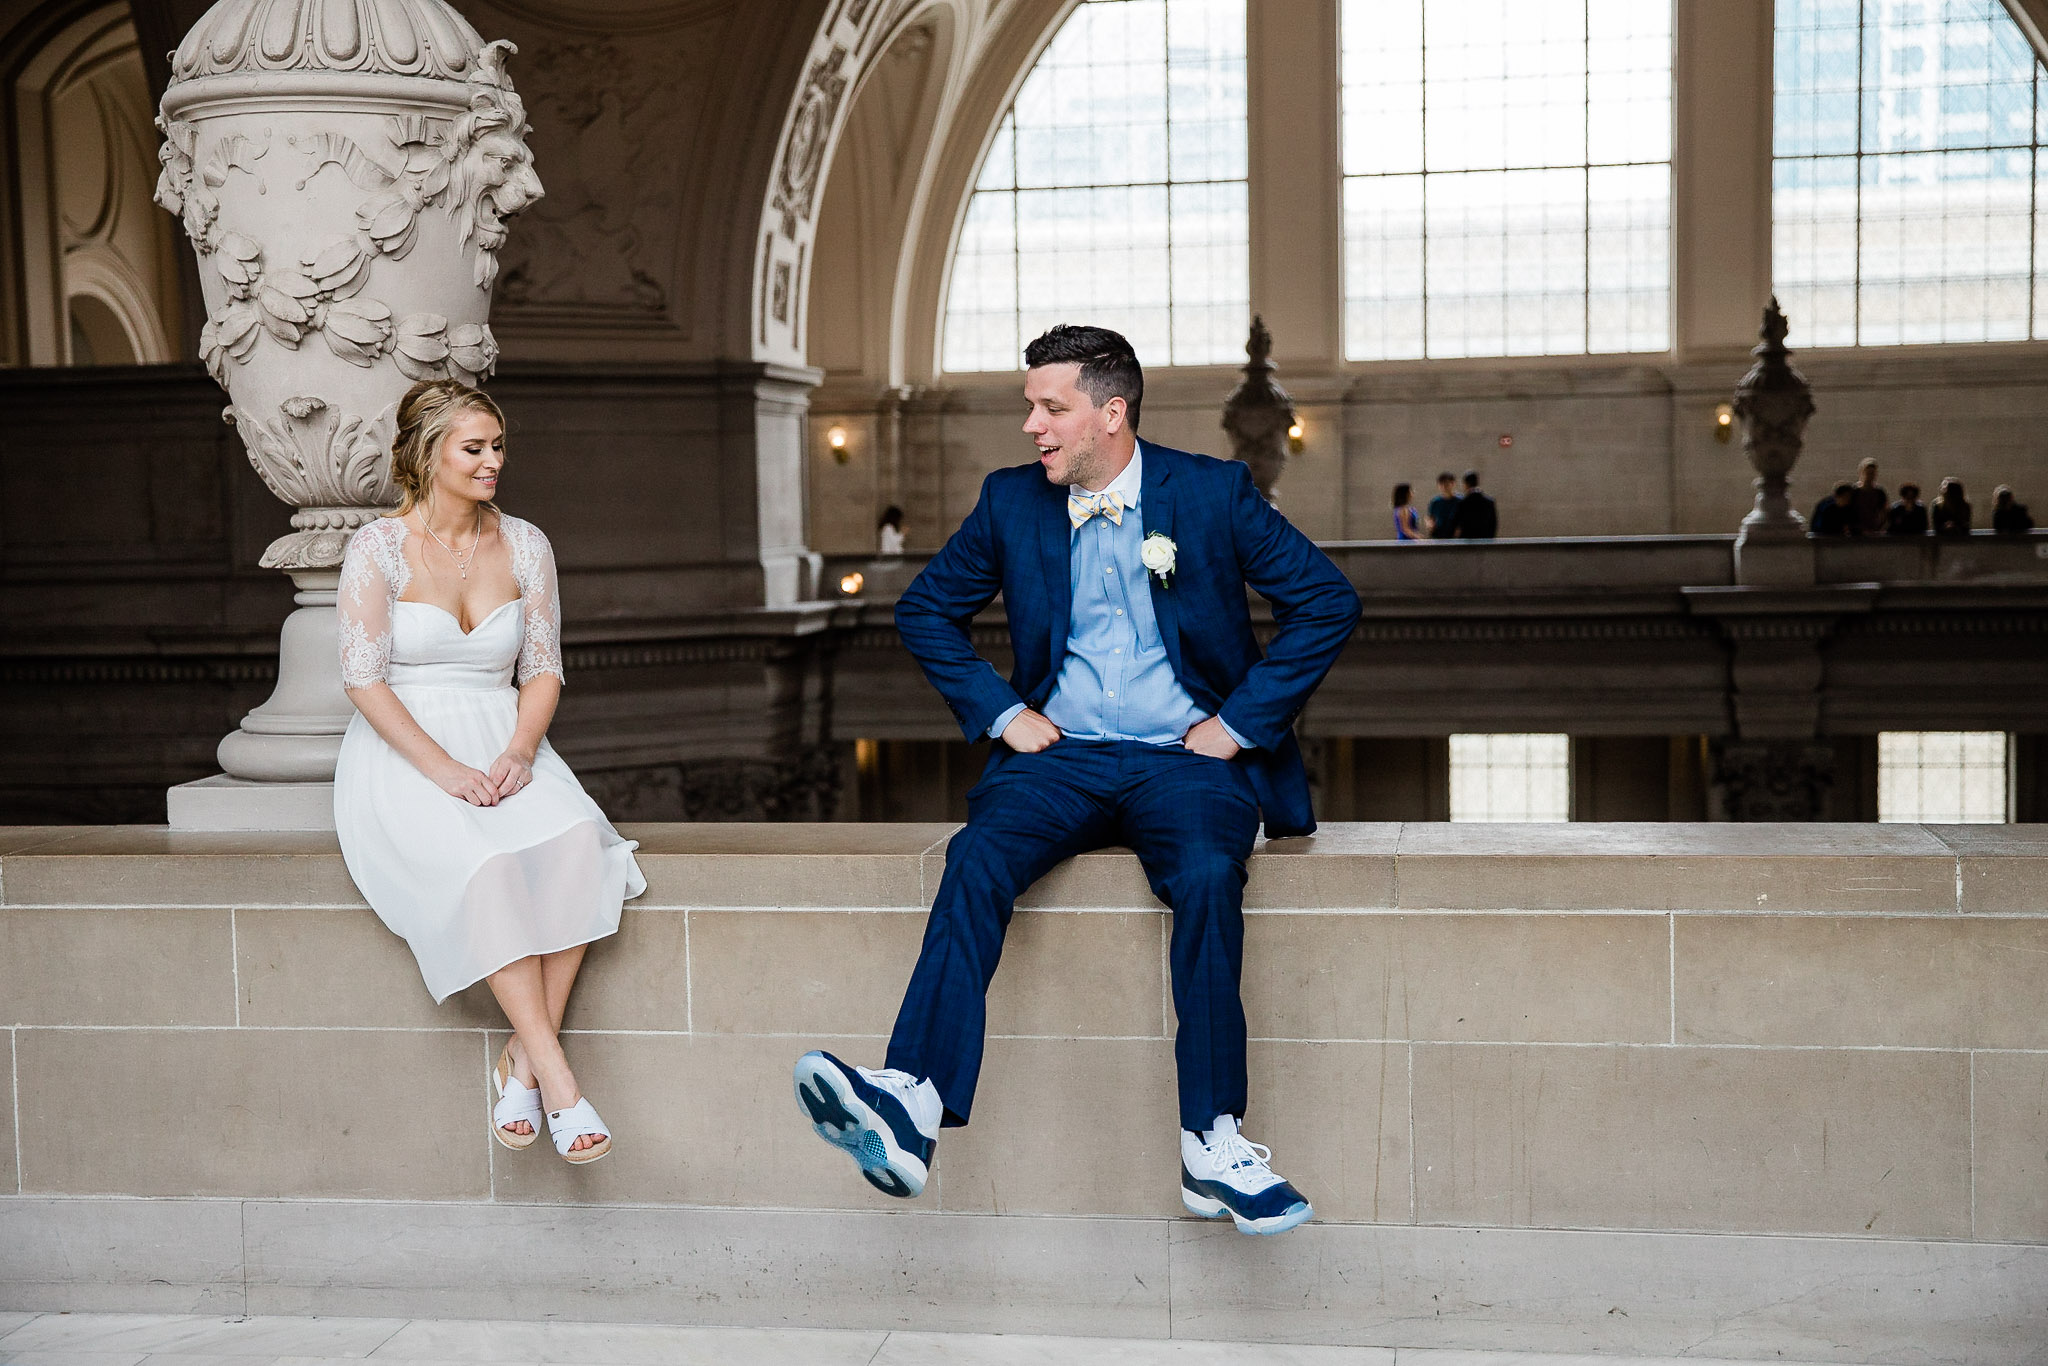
1773, 0, 2046, 347
1340, 0, 1673, 360
940, 0, 1248, 373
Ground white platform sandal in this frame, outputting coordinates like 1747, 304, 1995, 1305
547, 1097, 612, 1165
490, 1044, 542, 1151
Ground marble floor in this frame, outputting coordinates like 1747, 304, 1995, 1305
0, 1314, 1883, 1366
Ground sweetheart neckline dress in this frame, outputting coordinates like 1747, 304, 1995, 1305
333, 515, 644, 1003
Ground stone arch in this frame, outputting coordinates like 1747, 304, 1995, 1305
805, 2, 961, 384
752, 0, 973, 366
4, 1, 182, 366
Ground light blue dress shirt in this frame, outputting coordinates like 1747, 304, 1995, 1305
987, 448, 1252, 750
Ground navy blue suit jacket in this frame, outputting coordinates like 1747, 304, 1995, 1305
894, 441, 1361, 838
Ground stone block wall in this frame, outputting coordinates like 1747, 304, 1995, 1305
2, 821, 2046, 1361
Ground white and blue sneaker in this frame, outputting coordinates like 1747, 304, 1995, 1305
1180, 1116, 1314, 1235
792, 1051, 942, 1198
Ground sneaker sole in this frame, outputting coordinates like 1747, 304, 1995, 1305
792, 1053, 928, 1198
1183, 1187, 1314, 1236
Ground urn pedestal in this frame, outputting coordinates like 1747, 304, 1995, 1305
1731, 298, 1817, 588
152, 0, 541, 823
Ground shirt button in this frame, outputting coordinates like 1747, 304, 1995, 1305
1106, 690, 1115, 697
1105, 566, 1114, 574
1116, 609, 1124, 616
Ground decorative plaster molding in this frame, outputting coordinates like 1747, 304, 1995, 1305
170, 0, 488, 82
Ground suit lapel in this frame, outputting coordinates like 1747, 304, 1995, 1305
1037, 476, 1072, 685
1140, 442, 1188, 688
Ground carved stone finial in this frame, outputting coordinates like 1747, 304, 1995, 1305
1758, 295, 1790, 350
1733, 295, 1816, 537
1221, 314, 1295, 499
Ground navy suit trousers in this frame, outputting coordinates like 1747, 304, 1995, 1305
885, 738, 1260, 1132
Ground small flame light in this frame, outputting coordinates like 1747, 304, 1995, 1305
839, 571, 865, 595
1286, 419, 1305, 454
827, 425, 850, 463
1714, 402, 1735, 445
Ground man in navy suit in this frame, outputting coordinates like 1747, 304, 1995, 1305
794, 325, 1360, 1235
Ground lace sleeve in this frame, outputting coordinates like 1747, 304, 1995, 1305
505, 517, 565, 686
337, 519, 408, 688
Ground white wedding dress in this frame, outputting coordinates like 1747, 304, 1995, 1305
333, 514, 644, 1003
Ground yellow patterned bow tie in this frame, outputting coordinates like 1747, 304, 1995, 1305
1068, 490, 1127, 529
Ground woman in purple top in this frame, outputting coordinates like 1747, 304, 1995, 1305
1391, 482, 1424, 540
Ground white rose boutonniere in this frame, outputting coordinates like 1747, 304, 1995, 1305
1140, 531, 1177, 587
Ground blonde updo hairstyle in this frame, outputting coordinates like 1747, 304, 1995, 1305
388, 378, 506, 517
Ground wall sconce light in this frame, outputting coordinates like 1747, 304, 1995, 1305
827, 425, 850, 464
838, 571, 865, 596
1286, 419, 1305, 454
1713, 402, 1735, 445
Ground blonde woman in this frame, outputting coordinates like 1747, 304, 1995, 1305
334, 379, 644, 1164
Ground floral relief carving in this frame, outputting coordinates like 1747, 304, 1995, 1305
493, 39, 684, 316
197, 226, 493, 382
771, 44, 850, 241
227, 395, 401, 567
283, 42, 541, 290
392, 312, 498, 381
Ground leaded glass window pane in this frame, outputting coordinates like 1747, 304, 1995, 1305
1449, 733, 1571, 822
1877, 731, 2010, 822
1341, 0, 1673, 361
940, 0, 1248, 373
1773, 0, 2047, 346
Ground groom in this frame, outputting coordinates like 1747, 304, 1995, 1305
793, 324, 1360, 1235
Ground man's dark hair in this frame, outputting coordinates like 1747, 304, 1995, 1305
1462, 469, 1481, 488
1024, 324, 1143, 431
1899, 483, 1920, 499
1436, 471, 1456, 485
1834, 483, 1855, 498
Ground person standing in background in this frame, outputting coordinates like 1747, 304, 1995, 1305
1932, 478, 1973, 537
1426, 472, 1461, 540
1810, 484, 1855, 536
1850, 458, 1888, 536
878, 506, 907, 556
1885, 483, 1929, 536
1992, 485, 2034, 534
1392, 483, 1424, 540
1455, 470, 1497, 539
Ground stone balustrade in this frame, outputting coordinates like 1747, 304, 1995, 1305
2, 821, 2045, 1361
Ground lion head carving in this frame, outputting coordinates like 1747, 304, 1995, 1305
444, 41, 545, 290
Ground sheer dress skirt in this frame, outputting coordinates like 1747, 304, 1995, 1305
334, 681, 645, 1004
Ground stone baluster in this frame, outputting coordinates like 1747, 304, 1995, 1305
1221, 315, 1295, 501
1731, 296, 1818, 586
152, 0, 541, 826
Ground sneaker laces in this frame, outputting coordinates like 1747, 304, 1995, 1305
1207, 1133, 1284, 1193
856, 1065, 918, 1099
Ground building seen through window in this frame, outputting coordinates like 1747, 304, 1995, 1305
1449, 733, 1571, 821
1340, 0, 1673, 360
1877, 731, 2010, 821
941, 0, 1249, 372
1774, 0, 2048, 345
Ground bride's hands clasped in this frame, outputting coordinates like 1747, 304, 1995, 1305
435, 759, 502, 806
488, 748, 535, 799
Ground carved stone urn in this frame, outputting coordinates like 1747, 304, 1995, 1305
1731, 297, 1817, 586
1221, 315, 1295, 500
155, 0, 542, 789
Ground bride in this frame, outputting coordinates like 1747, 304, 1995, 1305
334, 378, 645, 1165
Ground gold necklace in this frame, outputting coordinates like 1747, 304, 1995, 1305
418, 509, 483, 580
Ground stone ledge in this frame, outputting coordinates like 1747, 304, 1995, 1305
2, 1198, 2043, 1362
3, 822, 2043, 913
